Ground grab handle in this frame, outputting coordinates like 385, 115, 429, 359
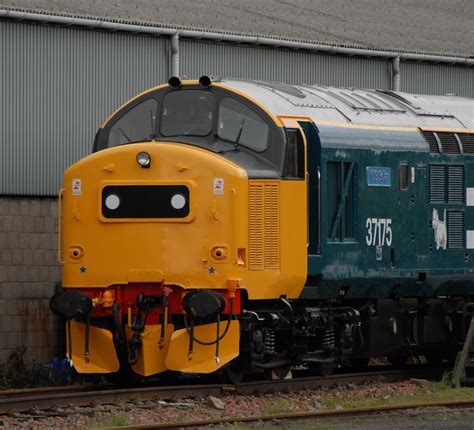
57, 188, 65, 264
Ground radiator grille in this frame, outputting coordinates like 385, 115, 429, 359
447, 211, 464, 249
422, 131, 440, 153
438, 132, 461, 154
249, 182, 280, 271
447, 165, 464, 203
429, 165, 446, 203
459, 133, 474, 154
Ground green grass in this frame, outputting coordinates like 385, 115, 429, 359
265, 399, 295, 414
434, 370, 454, 390
89, 412, 129, 428
321, 385, 474, 411
209, 376, 474, 430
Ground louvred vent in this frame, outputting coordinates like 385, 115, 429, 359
422, 131, 440, 153
248, 182, 280, 271
458, 134, 474, 154
448, 211, 464, 249
447, 165, 464, 203
437, 132, 461, 154
429, 165, 446, 203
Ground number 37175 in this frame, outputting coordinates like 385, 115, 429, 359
366, 218, 392, 246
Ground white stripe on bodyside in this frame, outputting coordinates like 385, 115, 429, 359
467, 231, 474, 249
467, 188, 474, 206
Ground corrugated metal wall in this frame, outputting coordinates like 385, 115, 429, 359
181, 40, 392, 89
1, 22, 473, 196
401, 62, 474, 98
0, 21, 168, 196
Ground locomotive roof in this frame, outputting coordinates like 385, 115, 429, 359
1, 1, 473, 57
220, 80, 474, 131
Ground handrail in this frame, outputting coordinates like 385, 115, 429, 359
57, 188, 65, 264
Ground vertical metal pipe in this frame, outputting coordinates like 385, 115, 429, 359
392, 56, 401, 92
170, 33, 180, 78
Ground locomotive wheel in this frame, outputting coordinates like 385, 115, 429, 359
220, 359, 245, 384
223, 365, 244, 385
264, 364, 291, 380
309, 360, 335, 377
268, 364, 292, 380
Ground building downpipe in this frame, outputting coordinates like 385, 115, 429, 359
170, 33, 180, 78
392, 56, 401, 92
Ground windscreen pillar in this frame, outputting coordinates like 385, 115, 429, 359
170, 33, 180, 78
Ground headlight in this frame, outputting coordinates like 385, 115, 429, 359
171, 193, 186, 210
136, 151, 151, 168
105, 194, 121, 210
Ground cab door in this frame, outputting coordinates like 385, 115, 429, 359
279, 117, 320, 275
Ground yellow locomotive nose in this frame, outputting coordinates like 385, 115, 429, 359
62, 141, 248, 291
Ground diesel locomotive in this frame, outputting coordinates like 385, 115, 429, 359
50, 76, 474, 380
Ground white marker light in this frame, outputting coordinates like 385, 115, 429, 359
105, 194, 120, 210
171, 193, 186, 210
136, 151, 151, 168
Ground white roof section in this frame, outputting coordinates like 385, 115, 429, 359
222, 80, 474, 130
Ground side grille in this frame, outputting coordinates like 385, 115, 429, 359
437, 132, 461, 154
459, 133, 474, 154
248, 182, 280, 271
447, 165, 464, 203
422, 131, 440, 153
447, 211, 464, 249
429, 165, 446, 203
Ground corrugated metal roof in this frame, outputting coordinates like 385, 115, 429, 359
0, 0, 473, 57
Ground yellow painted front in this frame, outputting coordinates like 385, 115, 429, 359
165, 320, 240, 373
62, 142, 248, 290
125, 324, 174, 376
66, 320, 119, 373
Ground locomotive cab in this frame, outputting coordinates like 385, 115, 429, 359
54, 77, 308, 377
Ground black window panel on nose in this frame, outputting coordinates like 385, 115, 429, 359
102, 185, 190, 218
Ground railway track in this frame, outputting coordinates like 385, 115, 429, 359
0, 367, 444, 414
105, 399, 474, 429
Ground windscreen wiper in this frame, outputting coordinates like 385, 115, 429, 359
119, 127, 132, 143
216, 119, 245, 154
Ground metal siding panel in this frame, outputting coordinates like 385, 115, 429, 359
401, 62, 474, 97
0, 21, 168, 196
181, 40, 391, 89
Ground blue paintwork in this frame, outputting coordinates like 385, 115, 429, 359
302, 124, 474, 299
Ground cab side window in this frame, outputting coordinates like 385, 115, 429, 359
284, 129, 305, 179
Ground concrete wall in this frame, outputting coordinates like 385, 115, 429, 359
0, 197, 60, 365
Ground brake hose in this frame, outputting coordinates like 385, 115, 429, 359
183, 298, 235, 346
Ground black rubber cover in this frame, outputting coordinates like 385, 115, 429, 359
182, 290, 226, 319
49, 290, 93, 319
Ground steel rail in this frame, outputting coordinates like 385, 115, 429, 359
0, 384, 97, 402
105, 399, 474, 429
0, 367, 443, 414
